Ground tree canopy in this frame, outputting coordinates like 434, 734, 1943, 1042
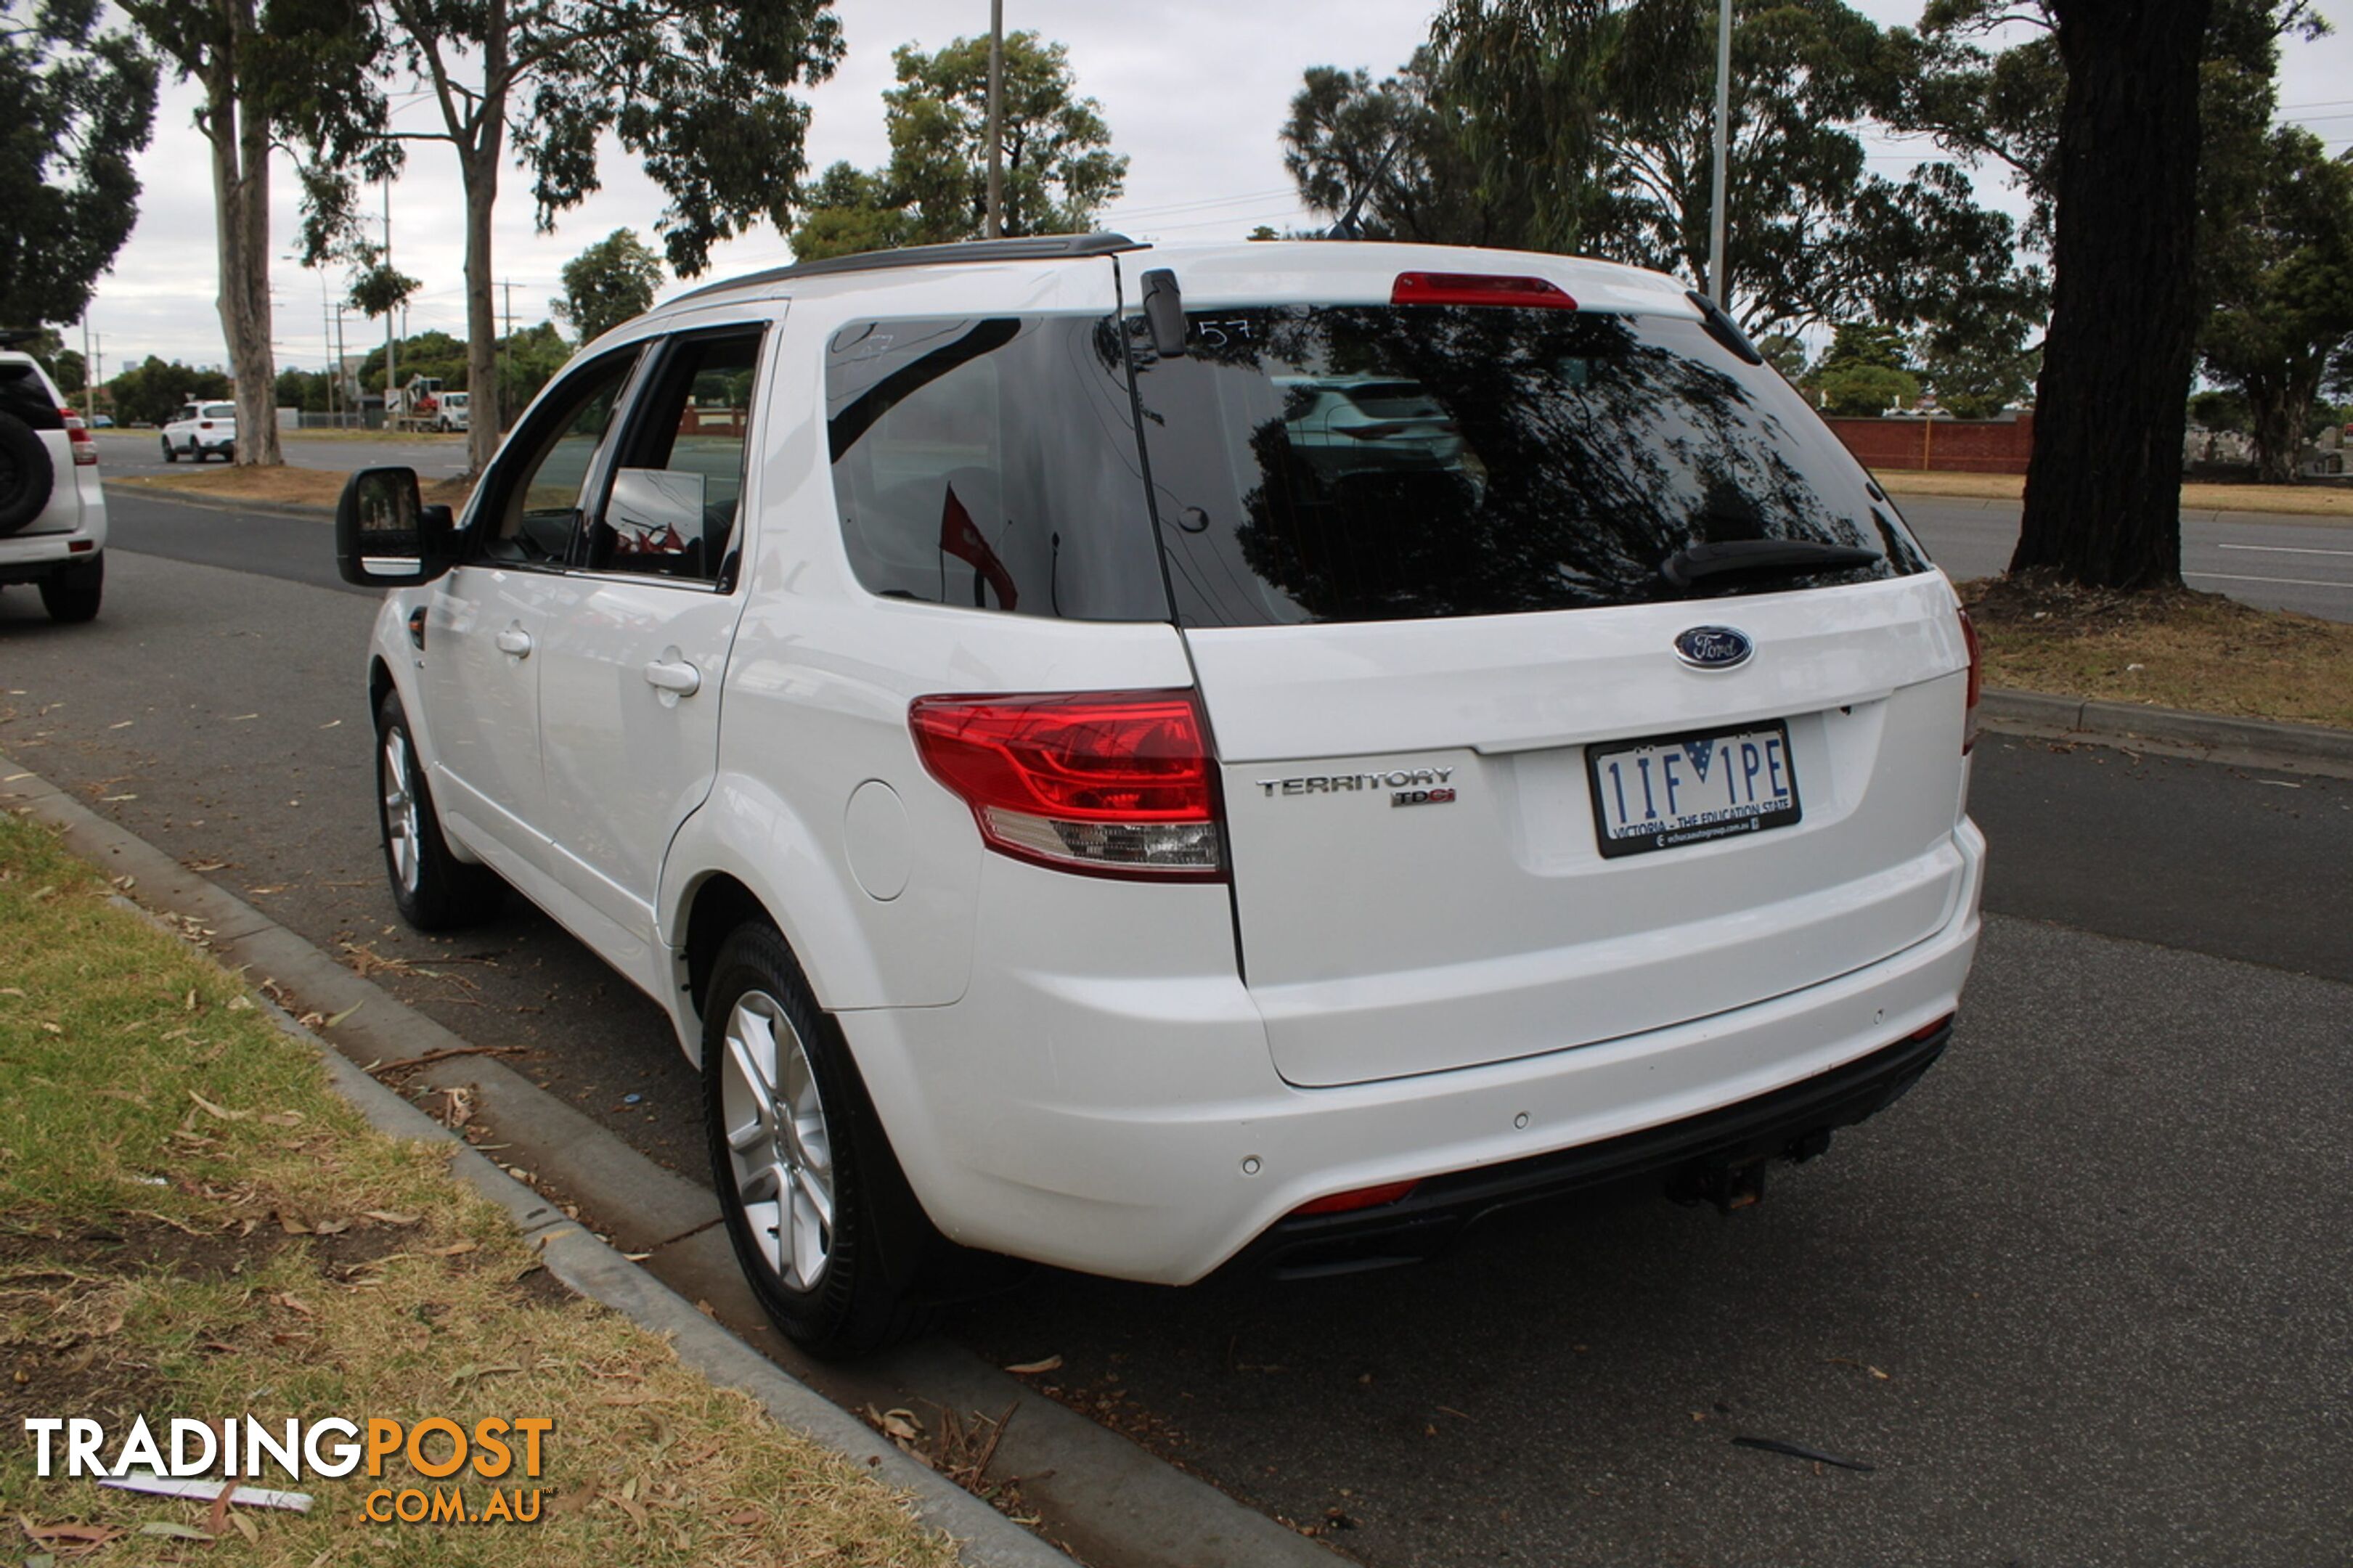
104, 356, 230, 426
339, 0, 841, 468
555, 229, 666, 344
790, 32, 1127, 262
2198, 126, 2353, 482
1286, 0, 2044, 362
0, 0, 157, 330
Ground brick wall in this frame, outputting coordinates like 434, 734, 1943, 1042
1824, 413, 2034, 475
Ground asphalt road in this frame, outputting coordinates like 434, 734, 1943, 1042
93, 428, 473, 481
1899, 494, 2353, 621
4, 498, 2349, 1564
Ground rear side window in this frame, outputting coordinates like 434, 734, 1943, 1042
1132, 306, 1927, 627
202, 404, 236, 420
0, 365, 63, 430
825, 315, 1168, 621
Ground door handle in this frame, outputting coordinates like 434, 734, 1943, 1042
494, 626, 533, 658
643, 658, 701, 697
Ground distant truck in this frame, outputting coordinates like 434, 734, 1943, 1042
387, 375, 446, 433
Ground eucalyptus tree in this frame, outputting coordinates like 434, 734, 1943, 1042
790, 31, 1125, 262
0, 0, 157, 330
123, 0, 390, 467
354, 1, 844, 470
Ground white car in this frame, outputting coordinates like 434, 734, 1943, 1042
434, 391, 470, 433
161, 401, 237, 462
0, 341, 107, 621
338, 237, 1984, 1355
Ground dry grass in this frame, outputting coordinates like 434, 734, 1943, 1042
1962, 572, 2353, 730
0, 809, 962, 1567
107, 466, 476, 510
1876, 469, 2353, 518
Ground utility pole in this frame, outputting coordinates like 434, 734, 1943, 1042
1707, 0, 1732, 306
333, 304, 351, 428
80, 317, 94, 423
383, 179, 397, 430
984, 0, 1005, 239
500, 279, 515, 431
319, 267, 337, 428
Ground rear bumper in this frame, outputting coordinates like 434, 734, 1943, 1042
1237, 1018, 1949, 1278
842, 818, 1984, 1286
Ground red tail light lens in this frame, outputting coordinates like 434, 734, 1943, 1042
1957, 608, 1983, 754
1391, 272, 1576, 309
1292, 1180, 1419, 1217
61, 409, 96, 466
909, 690, 1224, 880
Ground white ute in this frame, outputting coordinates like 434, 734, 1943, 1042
337, 236, 1985, 1354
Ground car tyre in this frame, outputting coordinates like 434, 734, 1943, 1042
0, 410, 54, 534
37, 553, 101, 623
704, 923, 942, 1358
161, 438, 178, 463
373, 689, 504, 929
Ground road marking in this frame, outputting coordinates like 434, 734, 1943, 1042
2217, 543, 2353, 558
2184, 571, 2353, 590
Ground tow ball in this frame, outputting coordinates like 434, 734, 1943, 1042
1667, 1129, 1834, 1215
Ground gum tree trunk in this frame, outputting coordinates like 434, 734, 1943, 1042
199, 0, 281, 467
2011, 0, 2211, 589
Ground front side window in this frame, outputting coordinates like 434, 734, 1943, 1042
474, 350, 637, 565
1132, 306, 1928, 627
584, 331, 762, 583
824, 315, 1168, 621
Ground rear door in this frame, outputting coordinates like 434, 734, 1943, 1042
1130, 295, 1973, 1087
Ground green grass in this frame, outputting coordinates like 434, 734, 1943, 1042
0, 809, 961, 1567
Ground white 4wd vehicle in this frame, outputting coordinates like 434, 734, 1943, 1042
0, 340, 107, 621
162, 401, 237, 462
338, 237, 1984, 1355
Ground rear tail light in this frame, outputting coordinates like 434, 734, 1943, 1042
62, 409, 96, 466
198, 420, 214, 430
1292, 1180, 1419, 1217
909, 690, 1224, 881
1957, 608, 1983, 754
1391, 271, 1576, 309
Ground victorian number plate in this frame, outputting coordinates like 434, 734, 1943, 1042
1587, 720, 1802, 859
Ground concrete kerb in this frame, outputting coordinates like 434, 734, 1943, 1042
1, 750, 1074, 1568
1979, 687, 2353, 775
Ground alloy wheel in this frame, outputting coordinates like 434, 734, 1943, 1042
380, 727, 423, 895
717, 989, 835, 1291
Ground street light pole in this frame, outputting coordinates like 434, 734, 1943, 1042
984, 0, 1004, 240
1708, 0, 1732, 306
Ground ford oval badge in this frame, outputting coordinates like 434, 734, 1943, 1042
1673, 626, 1753, 670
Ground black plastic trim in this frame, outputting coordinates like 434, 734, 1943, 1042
1234, 1021, 1954, 1279
667, 232, 1145, 306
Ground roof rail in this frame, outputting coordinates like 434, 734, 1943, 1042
667, 232, 1146, 306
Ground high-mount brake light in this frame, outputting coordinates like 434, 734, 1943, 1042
60, 409, 96, 466
1390, 271, 1577, 310
909, 690, 1225, 881
1957, 608, 1983, 754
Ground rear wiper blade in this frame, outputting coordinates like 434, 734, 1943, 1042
1660, 539, 1883, 589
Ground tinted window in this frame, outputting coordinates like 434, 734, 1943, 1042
825, 315, 1168, 621
202, 404, 235, 420
0, 366, 62, 430
586, 331, 761, 582
475, 350, 637, 565
1133, 307, 1927, 627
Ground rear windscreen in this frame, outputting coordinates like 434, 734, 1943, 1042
1130, 306, 1927, 628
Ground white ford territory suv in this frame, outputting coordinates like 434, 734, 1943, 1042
338, 237, 1984, 1355
0, 339, 107, 621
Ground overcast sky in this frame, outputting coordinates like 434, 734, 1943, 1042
75, 1, 2353, 375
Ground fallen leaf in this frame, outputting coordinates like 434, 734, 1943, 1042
19, 1519, 126, 1547
230, 1511, 259, 1544
226, 995, 254, 1011
428, 1239, 476, 1257
139, 1522, 213, 1540
725, 1507, 767, 1528
1003, 1355, 1064, 1376
363, 1209, 420, 1226
310, 1218, 351, 1236
276, 1293, 315, 1316
275, 1212, 311, 1235
878, 1409, 921, 1442
447, 1363, 521, 1387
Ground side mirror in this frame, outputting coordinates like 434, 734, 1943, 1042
335, 466, 457, 587
1140, 267, 1187, 358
